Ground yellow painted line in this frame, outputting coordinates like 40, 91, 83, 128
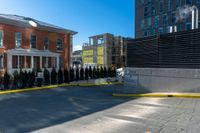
112, 93, 200, 98
0, 82, 123, 95
0, 85, 58, 95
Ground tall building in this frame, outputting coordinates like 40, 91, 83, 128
135, 0, 200, 38
0, 14, 77, 75
82, 33, 127, 68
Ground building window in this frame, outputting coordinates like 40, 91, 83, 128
186, 23, 191, 30
15, 32, 22, 48
56, 39, 63, 51
112, 48, 116, 54
0, 55, 3, 69
42, 57, 47, 68
148, 30, 152, 36
26, 56, 31, 68
19, 56, 25, 68
12, 56, 17, 68
159, 0, 164, 12
186, 0, 192, 5
148, 17, 151, 27
166, 26, 171, 33
144, 7, 148, 17
176, 0, 181, 7
158, 27, 164, 34
154, 16, 159, 28
0, 30, 3, 47
141, 19, 144, 30
151, 7, 156, 15
89, 38, 94, 45
152, 29, 156, 35
168, 0, 173, 11
140, 0, 144, 4
171, 13, 176, 24
143, 31, 148, 37
59, 56, 64, 68
177, 24, 181, 32
30, 35, 36, 48
54, 57, 57, 68
48, 57, 52, 68
97, 38, 104, 44
112, 56, 115, 64
44, 37, 49, 50
162, 14, 168, 25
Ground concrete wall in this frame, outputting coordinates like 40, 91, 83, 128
123, 67, 200, 93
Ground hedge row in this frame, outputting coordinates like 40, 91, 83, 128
1, 66, 116, 90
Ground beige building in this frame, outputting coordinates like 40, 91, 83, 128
71, 50, 82, 68
82, 33, 127, 68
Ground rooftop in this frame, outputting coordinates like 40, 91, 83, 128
73, 50, 82, 55
89, 33, 113, 38
0, 14, 77, 35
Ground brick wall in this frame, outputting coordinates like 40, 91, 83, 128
0, 23, 71, 70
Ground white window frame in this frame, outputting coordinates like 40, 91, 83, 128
44, 37, 49, 50
0, 55, 3, 69
30, 34, 37, 49
0, 30, 3, 47
56, 38, 64, 51
15, 32, 22, 48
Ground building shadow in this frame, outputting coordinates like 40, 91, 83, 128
0, 85, 133, 133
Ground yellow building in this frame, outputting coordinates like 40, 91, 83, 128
82, 33, 127, 68
82, 49, 94, 66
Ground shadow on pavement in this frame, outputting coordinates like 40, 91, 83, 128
0, 85, 132, 133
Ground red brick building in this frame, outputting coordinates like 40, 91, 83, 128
0, 14, 77, 76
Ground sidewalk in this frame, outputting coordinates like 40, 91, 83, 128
112, 92, 200, 98
69, 78, 121, 85
70, 78, 107, 84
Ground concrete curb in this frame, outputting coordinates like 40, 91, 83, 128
0, 82, 123, 95
112, 93, 200, 98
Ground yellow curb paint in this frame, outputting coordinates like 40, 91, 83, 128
0, 82, 122, 95
112, 93, 200, 98
0, 85, 59, 95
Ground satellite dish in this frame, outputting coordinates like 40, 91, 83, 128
29, 20, 37, 27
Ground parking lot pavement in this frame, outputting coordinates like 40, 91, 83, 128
1, 85, 200, 133
0, 85, 128, 133
32, 97, 200, 133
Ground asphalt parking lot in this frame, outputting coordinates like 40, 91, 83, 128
0, 85, 200, 133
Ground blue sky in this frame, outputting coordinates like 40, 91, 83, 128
0, 0, 134, 51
